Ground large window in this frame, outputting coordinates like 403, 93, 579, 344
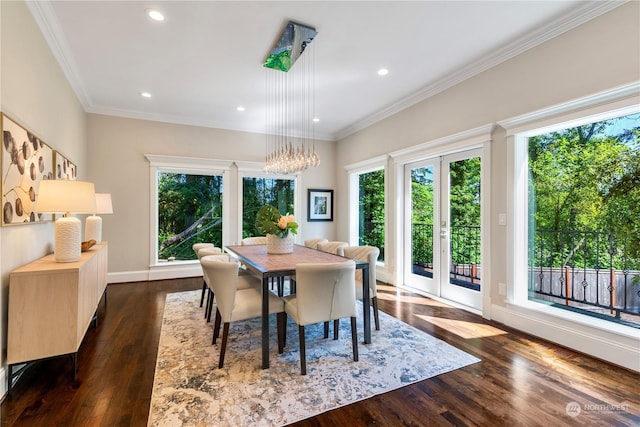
358, 168, 385, 261
157, 172, 223, 261
524, 112, 639, 326
241, 175, 296, 239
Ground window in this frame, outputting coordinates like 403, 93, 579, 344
347, 156, 386, 263
146, 155, 231, 266
241, 176, 296, 238
525, 112, 639, 326
157, 172, 223, 261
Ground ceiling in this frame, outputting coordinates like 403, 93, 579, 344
28, 1, 621, 141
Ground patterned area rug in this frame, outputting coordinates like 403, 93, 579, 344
148, 290, 480, 426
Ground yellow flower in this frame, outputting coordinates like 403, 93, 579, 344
277, 216, 288, 229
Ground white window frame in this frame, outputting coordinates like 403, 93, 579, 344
498, 83, 640, 371
235, 161, 301, 244
145, 154, 232, 269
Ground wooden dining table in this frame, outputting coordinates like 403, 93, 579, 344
224, 244, 371, 369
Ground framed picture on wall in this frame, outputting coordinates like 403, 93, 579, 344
307, 189, 333, 222
54, 150, 77, 180
1, 113, 54, 225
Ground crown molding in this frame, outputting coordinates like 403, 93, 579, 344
27, 0, 91, 109
333, 0, 627, 141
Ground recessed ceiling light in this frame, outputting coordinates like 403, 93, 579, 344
312, 118, 320, 123
141, 92, 152, 98
146, 9, 165, 22
236, 106, 246, 112
377, 68, 389, 76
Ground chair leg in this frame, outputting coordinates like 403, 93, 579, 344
199, 280, 207, 307
213, 309, 222, 344
333, 319, 339, 340
323, 322, 329, 338
373, 296, 380, 331
277, 277, 284, 297
218, 323, 230, 369
350, 316, 359, 362
281, 313, 287, 348
206, 290, 215, 323
299, 325, 307, 375
276, 313, 285, 354
204, 289, 211, 319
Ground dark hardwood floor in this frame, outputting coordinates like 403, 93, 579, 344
2, 279, 638, 426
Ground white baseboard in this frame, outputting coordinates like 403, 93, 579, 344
107, 265, 202, 284
491, 303, 640, 372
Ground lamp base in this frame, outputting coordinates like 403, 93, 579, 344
85, 215, 102, 243
55, 216, 81, 262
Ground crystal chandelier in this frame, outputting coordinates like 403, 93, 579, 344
264, 21, 320, 174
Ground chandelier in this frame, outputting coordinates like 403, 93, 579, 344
263, 21, 319, 174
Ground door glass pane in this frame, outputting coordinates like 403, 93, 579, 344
358, 169, 385, 261
242, 177, 295, 238
157, 173, 223, 261
411, 166, 434, 277
449, 157, 481, 290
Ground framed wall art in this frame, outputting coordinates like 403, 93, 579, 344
54, 150, 77, 180
307, 188, 333, 222
1, 113, 54, 225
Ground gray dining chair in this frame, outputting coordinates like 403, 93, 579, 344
343, 245, 381, 330
283, 260, 358, 375
202, 257, 285, 369
304, 238, 328, 249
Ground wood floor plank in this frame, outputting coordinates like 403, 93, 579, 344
2, 279, 638, 426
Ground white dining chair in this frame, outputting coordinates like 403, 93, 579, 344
343, 245, 381, 330
193, 243, 220, 308
304, 238, 328, 249
201, 257, 285, 369
316, 241, 348, 256
241, 236, 267, 245
283, 260, 358, 375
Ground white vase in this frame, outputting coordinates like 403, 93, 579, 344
266, 233, 294, 254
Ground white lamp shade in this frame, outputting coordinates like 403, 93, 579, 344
36, 180, 96, 214
95, 193, 113, 214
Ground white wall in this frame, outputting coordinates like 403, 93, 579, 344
85, 114, 336, 279
334, 2, 640, 370
0, 0, 87, 396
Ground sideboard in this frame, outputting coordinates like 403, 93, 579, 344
6, 242, 108, 395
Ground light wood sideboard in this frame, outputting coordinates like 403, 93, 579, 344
7, 242, 108, 394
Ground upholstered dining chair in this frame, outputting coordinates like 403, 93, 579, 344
283, 260, 358, 375
241, 236, 267, 245
199, 250, 258, 322
316, 241, 348, 256
193, 243, 221, 307
304, 238, 328, 250
343, 245, 381, 330
201, 257, 285, 369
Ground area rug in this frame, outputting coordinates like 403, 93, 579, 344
148, 290, 480, 426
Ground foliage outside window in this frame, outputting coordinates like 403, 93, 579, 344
527, 113, 639, 325
242, 177, 295, 238
157, 173, 223, 261
358, 169, 385, 261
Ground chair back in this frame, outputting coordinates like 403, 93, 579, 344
200, 257, 240, 322
197, 247, 224, 260
343, 246, 379, 295
304, 238, 328, 249
192, 242, 215, 253
294, 261, 356, 325
316, 241, 348, 256
241, 236, 267, 245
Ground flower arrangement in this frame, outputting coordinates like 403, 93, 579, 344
255, 205, 298, 238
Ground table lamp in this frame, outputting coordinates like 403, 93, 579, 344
85, 193, 113, 243
36, 180, 96, 262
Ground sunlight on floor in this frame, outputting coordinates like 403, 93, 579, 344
415, 314, 509, 339
377, 285, 451, 307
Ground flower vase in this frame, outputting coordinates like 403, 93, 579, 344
266, 233, 294, 254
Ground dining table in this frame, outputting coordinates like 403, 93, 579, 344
224, 243, 371, 369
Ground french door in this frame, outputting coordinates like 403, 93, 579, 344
404, 149, 483, 311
